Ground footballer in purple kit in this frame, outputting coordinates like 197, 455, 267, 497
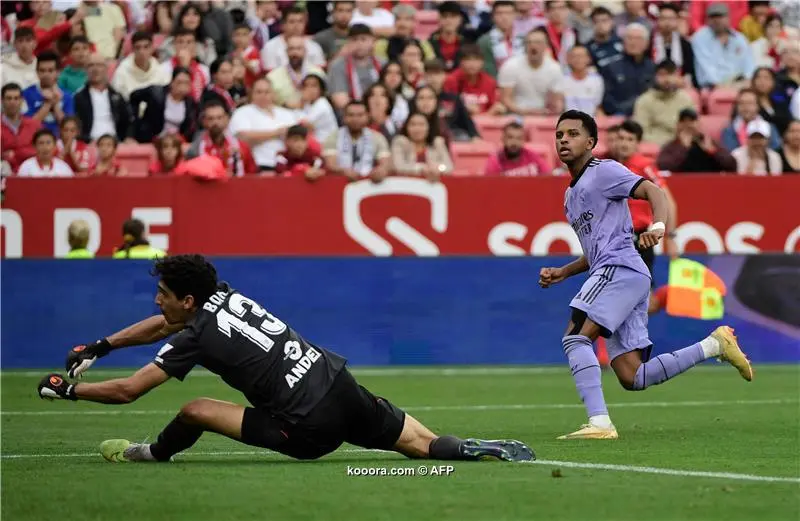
540, 110, 754, 440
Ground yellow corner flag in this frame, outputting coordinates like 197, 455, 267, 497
665, 258, 727, 320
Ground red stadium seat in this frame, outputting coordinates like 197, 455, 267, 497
473, 115, 525, 144
686, 88, 701, 111
699, 115, 729, 142
414, 11, 439, 40
451, 140, 495, 175
117, 143, 156, 176
525, 142, 555, 171
707, 88, 738, 116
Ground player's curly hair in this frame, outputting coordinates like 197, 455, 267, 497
151, 254, 218, 306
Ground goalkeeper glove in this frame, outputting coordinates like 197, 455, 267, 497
38, 373, 77, 400
65, 338, 112, 379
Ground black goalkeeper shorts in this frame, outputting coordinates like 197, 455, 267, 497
240, 368, 406, 460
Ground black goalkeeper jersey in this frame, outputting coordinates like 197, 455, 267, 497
153, 283, 347, 421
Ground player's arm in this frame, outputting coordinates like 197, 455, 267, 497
539, 256, 588, 288
38, 363, 170, 404
632, 180, 669, 248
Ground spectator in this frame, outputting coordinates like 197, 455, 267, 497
82, 0, 126, 60
57, 116, 91, 174
398, 40, 426, 94
751, 14, 792, 70
731, 119, 782, 174
350, 0, 395, 38
411, 85, 453, 146
614, 0, 653, 37
188, 99, 258, 176
751, 67, 792, 135
444, 43, 503, 115
328, 24, 383, 110
57, 36, 90, 95
151, 0, 183, 37
18, 2, 86, 55
23, 50, 74, 135
460, 0, 493, 38
298, 74, 338, 144
268, 36, 325, 110
17, 128, 74, 177
55, 7, 95, 61
599, 23, 655, 116
722, 88, 781, 150
424, 60, 480, 142
380, 62, 412, 125
477, 1, 524, 77
391, 111, 453, 181
112, 218, 166, 259
776, 46, 800, 102
229, 78, 297, 172
561, 44, 604, 115
633, 60, 695, 145
148, 132, 185, 175
657, 108, 737, 172
3, 27, 38, 90
737, 0, 771, 42
250, 0, 281, 50
793, 89, 800, 120
568, 0, 594, 45
130, 68, 198, 144
196, 0, 234, 58
514, 1, 546, 39
89, 134, 127, 176
74, 53, 131, 143
65, 220, 93, 259
498, 29, 564, 116
1, 83, 41, 172
775, 2, 800, 32
275, 125, 325, 180
651, 2, 695, 88
262, 7, 325, 72
112, 31, 169, 101
159, 2, 217, 66
778, 120, 800, 173
484, 121, 551, 176
375, 4, 434, 63
692, 3, 755, 89
429, 1, 474, 72
323, 100, 391, 182
227, 23, 263, 91
160, 29, 211, 101
543, 0, 577, 69
200, 58, 239, 113
587, 6, 623, 71
314, 0, 354, 61
364, 83, 398, 140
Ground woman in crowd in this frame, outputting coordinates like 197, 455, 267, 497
130, 67, 198, 143
364, 83, 399, 141
299, 74, 338, 144
200, 57, 237, 113
398, 40, 426, 96
379, 61, 411, 126
58, 116, 92, 175
391, 111, 453, 182
750, 14, 791, 70
411, 85, 452, 147
148, 132, 185, 175
159, 2, 217, 65
778, 120, 800, 173
90, 135, 128, 177
751, 67, 793, 135
152, 1, 183, 36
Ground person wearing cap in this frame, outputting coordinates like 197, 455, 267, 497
375, 4, 435, 64
722, 88, 781, 151
691, 2, 755, 89
350, 0, 396, 38
731, 119, 783, 174
65, 220, 94, 259
328, 24, 384, 111
657, 108, 737, 173
633, 59, 696, 145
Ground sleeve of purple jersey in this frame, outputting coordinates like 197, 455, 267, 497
595, 160, 645, 200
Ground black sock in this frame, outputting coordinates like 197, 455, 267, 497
428, 435, 467, 460
149, 414, 205, 461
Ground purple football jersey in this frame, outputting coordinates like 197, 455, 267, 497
564, 158, 651, 278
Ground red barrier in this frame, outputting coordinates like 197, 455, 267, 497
2, 176, 799, 257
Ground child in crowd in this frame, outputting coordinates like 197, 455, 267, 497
58, 116, 92, 175
275, 125, 325, 181
90, 134, 128, 176
148, 132, 185, 175
229, 22, 263, 90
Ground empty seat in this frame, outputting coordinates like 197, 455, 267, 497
699, 115, 729, 142
117, 143, 156, 176
414, 10, 439, 39
451, 140, 495, 175
707, 88, 738, 116
473, 115, 525, 144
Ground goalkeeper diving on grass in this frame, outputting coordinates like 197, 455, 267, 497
37, 254, 534, 464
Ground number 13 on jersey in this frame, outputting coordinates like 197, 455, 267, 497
208, 292, 287, 353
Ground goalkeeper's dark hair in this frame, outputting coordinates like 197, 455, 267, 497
557, 110, 599, 148
152, 254, 218, 305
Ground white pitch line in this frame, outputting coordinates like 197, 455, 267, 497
1, 448, 797, 484
1, 398, 795, 416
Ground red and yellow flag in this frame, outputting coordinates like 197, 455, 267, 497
665, 259, 727, 320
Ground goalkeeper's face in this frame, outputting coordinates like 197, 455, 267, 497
155, 282, 194, 324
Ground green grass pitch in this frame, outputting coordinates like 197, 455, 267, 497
2, 365, 799, 521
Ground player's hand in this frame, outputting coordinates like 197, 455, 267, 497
638, 229, 664, 249
539, 267, 566, 288
65, 338, 112, 379
38, 373, 77, 401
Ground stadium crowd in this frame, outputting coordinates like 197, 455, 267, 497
1, 0, 799, 180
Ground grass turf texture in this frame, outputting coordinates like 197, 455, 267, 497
2, 365, 798, 521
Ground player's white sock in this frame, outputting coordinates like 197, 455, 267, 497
589, 414, 613, 429
699, 336, 721, 358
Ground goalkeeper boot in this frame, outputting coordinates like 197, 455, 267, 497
461, 439, 535, 462
711, 326, 753, 381
100, 439, 158, 463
